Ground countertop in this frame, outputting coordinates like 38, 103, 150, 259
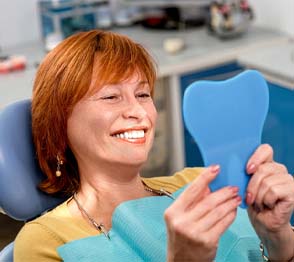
0, 25, 289, 107
238, 40, 294, 89
113, 26, 288, 77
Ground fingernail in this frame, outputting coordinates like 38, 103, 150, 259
246, 192, 253, 205
247, 163, 256, 173
235, 196, 242, 204
210, 165, 220, 173
230, 186, 239, 194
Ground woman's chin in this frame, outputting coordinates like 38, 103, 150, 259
114, 156, 148, 168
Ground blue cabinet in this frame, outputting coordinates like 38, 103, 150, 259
262, 82, 294, 174
180, 64, 294, 175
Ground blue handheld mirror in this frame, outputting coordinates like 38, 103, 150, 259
183, 70, 269, 208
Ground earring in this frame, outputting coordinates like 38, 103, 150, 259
56, 155, 63, 177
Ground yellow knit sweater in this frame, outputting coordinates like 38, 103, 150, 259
14, 168, 202, 262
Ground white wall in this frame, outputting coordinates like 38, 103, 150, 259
0, 0, 293, 49
0, 0, 40, 49
250, 0, 294, 37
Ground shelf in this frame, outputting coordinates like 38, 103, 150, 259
40, 0, 107, 9
39, 0, 109, 19
121, 0, 210, 7
41, 6, 100, 19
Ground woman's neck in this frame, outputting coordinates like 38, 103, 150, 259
68, 164, 150, 230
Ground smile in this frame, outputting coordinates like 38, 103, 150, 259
111, 129, 147, 144
113, 130, 145, 139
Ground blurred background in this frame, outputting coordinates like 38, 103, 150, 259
0, 0, 294, 251
0, 0, 293, 49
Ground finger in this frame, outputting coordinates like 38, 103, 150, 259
194, 208, 238, 245
261, 176, 294, 210
246, 162, 287, 205
181, 185, 239, 225
254, 174, 288, 209
192, 194, 241, 232
203, 187, 211, 197
171, 165, 220, 212
188, 210, 237, 251
246, 144, 274, 174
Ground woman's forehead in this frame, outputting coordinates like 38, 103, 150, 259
91, 69, 148, 88
96, 78, 150, 92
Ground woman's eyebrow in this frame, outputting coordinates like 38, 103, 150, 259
138, 80, 149, 86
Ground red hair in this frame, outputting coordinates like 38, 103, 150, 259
32, 30, 157, 195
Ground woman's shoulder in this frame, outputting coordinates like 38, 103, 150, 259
14, 199, 97, 261
142, 167, 204, 193
14, 214, 64, 261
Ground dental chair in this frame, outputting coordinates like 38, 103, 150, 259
0, 99, 65, 261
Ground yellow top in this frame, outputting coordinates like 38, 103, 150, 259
14, 168, 202, 262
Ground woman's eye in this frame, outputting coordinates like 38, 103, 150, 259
136, 93, 151, 100
101, 95, 119, 100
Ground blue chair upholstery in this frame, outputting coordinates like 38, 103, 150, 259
0, 242, 14, 262
0, 99, 65, 260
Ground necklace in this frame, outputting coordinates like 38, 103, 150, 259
143, 185, 175, 200
72, 184, 174, 240
73, 193, 110, 239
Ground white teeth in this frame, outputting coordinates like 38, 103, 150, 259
113, 130, 145, 139
124, 132, 129, 139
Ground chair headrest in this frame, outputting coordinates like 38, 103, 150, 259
0, 99, 65, 221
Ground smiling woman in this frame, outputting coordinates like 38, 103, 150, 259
13, 30, 294, 262
31, 30, 156, 195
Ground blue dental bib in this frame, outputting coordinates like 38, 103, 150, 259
58, 186, 262, 262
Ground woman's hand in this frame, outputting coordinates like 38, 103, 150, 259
164, 165, 241, 262
246, 144, 294, 261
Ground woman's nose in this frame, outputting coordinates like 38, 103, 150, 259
122, 98, 147, 120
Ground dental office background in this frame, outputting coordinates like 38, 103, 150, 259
0, 0, 293, 49
0, 0, 294, 249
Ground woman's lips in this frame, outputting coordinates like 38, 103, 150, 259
111, 129, 147, 144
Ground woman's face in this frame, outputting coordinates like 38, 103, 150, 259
67, 73, 157, 170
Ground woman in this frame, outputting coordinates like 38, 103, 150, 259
14, 30, 294, 261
